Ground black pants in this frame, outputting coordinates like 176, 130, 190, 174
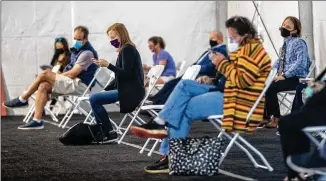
279, 88, 326, 178
264, 77, 299, 119
149, 77, 182, 105
291, 83, 307, 112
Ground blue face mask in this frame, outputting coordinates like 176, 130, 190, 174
73, 40, 83, 49
303, 87, 314, 98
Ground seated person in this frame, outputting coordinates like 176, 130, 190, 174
148, 31, 228, 105
90, 23, 145, 142
130, 16, 272, 174
262, 16, 311, 128
279, 71, 326, 181
3, 26, 98, 130
143, 36, 176, 84
40, 37, 71, 110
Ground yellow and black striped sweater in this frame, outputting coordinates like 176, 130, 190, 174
216, 41, 271, 133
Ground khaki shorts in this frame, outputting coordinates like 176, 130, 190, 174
51, 74, 88, 97
160, 76, 175, 83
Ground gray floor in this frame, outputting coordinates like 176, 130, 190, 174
2, 113, 286, 181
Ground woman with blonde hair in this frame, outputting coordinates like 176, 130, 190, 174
90, 23, 145, 143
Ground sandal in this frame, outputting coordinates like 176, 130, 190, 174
257, 119, 269, 129
265, 116, 279, 129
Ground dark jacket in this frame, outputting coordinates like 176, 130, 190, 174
193, 44, 229, 78
107, 44, 145, 113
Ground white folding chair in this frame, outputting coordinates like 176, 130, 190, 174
58, 67, 102, 128
278, 60, 316, 114
77, 72, 121, 133
23, 96, 66, 123
287, 126, 326, 176
207, 68, 277, 175
139, 65, 201, 156
116, 65, 165, 151
176, 60, 187, 77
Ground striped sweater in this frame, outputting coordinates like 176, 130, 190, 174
215, 40, 271, 133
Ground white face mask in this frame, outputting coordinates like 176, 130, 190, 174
228, 42, 239, 52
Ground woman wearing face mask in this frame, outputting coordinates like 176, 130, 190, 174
143, 36, 176, 84
261, 16, 311, 129
130, 16, 271, 174
90, 23, 145, 143
50, 37, 71, 73
40, 37, 71, 110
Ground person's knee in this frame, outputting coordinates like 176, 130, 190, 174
89, 94, 99, 105
39, 69, 52, 80
178, 79, 194, 88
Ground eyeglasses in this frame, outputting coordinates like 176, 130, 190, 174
55, 37, 62, 42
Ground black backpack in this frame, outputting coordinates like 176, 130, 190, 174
59, 122, 105, 145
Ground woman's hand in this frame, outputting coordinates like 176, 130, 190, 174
210, 52, 226, 65
273, 75, 285, 82
196, 76, 213, 85
92, 58, 110, 67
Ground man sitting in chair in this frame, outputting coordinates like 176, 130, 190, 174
3, 26, 98, 130
147, 30, 228, 105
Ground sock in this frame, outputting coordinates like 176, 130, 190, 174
18, 96, 27, 103
154, 117, 166, 125
33, 119, 42, 123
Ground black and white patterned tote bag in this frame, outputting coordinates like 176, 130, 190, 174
168, 136, 225, 176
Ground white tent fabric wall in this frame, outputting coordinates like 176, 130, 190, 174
313, 1, 326, 74
2, 1, 326, 116
1, 1, 217, 115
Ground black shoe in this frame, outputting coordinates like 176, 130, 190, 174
286, 149, 326, 175
101, 131, 118, 144
144, 155, 169, 174
3, 97, 28, 109
130, 119, 167, 139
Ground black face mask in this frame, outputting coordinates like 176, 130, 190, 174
55, 48, 65, 55
280, 27, 291, 38
209, 40, 218, 47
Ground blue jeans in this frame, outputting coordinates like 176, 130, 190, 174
158, 80, 224, 155
89, 90, 119, 134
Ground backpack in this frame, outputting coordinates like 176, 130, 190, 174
59, 122, 105, 145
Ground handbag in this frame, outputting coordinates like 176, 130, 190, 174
168, 136, 225, 176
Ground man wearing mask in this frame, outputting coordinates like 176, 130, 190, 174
3, 25, 99, 130
147, 30, 228, 106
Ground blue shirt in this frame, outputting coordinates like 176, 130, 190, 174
153, 49, 176, 77
273, 37, 310, 78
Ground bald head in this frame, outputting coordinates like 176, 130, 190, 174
209, 31, 223, 45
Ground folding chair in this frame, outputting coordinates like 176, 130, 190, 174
22, 95, 66, 123
76, 72, 121, 133
206, 68, 277, 174
278, 60, 316, 114
116, 65, 165, 151
176, 60, 187, 77
58, 66, 102, 128
138, 65, 201, 156
286, 126, 326, 176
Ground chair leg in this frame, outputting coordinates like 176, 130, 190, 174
23, 103, 35, 123
237, 135, 274, 171
148, 139, 160, 157
140, 139, 151, 154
